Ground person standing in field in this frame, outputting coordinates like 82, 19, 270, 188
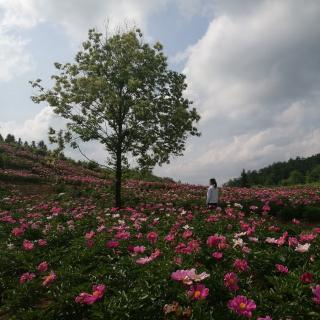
206, 178, 218, 208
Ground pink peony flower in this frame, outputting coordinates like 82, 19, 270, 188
313, 227, 320, 234
233, 259, 249, 272
19, 272, 36, 284
224, 272, 239, 291
300, 272, 313, 284
242, 246, 251, 254
171, 268, 210, 285
275, 264, 289, 274
115, 231, 130, 240
182, 230, 193, 239
212, 252, 223, 261
42, 271, 57, 287
288, 237, 299, 247
23, 239, 34, 251
37, 261, 48, 273
300, 233, 317, 243
133, 246, 146, 254
207, 234, 225, 248
106, 240, 120, 248
262, 203, 270, 212
147, 231, 158, 244
312, 285, 320, 305
164, 234, 175, 242
228, 295, 256, 318
136, 249, 161, 265
187, 284, 209, 300
38, 239, 47, 247
75, 284, 105, 305
85, 231, 96, 240
12, 227, 25, 237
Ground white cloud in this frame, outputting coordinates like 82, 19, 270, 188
0, 106, 54, 141
156, 0, 320, 184
0, 0, 169, 41
0, 0, 42, 29
0, 28, 33, 81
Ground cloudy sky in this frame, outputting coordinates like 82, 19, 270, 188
1, 0, 320, 185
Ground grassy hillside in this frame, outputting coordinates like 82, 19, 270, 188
1, 138, 320, 319
0, 139, 172, 188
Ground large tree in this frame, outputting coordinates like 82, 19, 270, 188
31, 28, 200, 207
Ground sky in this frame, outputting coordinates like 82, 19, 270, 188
0, 0, 320, 185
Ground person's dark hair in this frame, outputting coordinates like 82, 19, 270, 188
210, 178, 217, 188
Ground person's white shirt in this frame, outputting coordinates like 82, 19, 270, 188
206, 185, 218, 204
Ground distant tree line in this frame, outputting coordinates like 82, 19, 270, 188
0, 133, 49, 155
226, 155, 320, 187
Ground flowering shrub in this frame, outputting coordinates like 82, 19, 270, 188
1, 173, 320, 319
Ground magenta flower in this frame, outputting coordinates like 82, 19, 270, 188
228, 295, 256, 318
136, 256, 153, 265
224, 272, 239, 291
182, 230, 193, 239
23, 239, 34, 251
275, 264, 289, 274
300, 272, 313, 284
85, 230, 96, 240
207, 234, 225, 247
300, 233, 317, 243
136, 249, 161, 265
133, 246, 146, 254
312, 285, 320, 305
147, 231, 158, 244
233, 259, 249, 272
115, 231, 130, 240
12, 227, 25, 237
106, 240, 120, 248
37, 261, 48, 273
171, 269, 193, 283
288, 237, 299, 247
164, 234, 175, 242
187, 284, 209, 300
38, 239, 47, 247
19, 272, 36, 284
171, 268, 210, 285
75, 284, 105, 305
212, 252, 223, 261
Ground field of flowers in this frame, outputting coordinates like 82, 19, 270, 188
1, 176, 320, 320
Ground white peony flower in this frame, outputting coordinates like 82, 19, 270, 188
295, 243, 311, 253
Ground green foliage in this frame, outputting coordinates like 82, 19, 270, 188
307, 164, 320, 183
5, 134, 16, 144
282, 170, 305, 186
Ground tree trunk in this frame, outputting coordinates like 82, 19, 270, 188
115, 147, 122, 208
